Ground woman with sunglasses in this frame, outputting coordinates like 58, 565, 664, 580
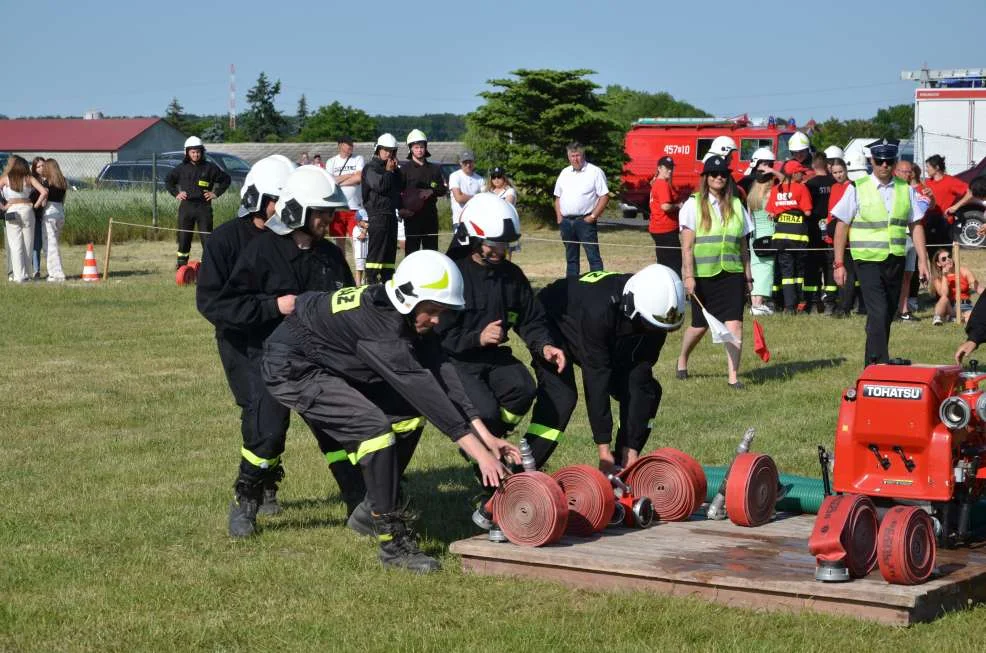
676, 155, 754, 389
930, 249, 978, 325
924, 155, 974, 249
488, 167, 516, 205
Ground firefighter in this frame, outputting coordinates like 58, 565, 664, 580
401, 129, 447, 254
215, 166, 365, 538
262, 250, 519, 572
522, 265, 684, 473
196, 155, 296, 518
436, 193, 566, 441
767, 159, 814, 313
165, 136, 231, 270
788, 131, 813, 173
362, 133, 403, 284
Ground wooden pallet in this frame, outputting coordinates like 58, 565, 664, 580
449, 514, 986, 625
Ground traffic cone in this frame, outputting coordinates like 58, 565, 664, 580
82, 243, 100, 282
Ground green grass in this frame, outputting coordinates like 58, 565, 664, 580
2, 231, 985, 652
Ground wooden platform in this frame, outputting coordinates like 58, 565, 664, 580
450, 514, 986, 625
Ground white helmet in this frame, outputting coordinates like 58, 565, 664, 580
824, 145, 845, 160
622, 264, 685, 331
375, 133, 398, 151
750, 147, 775, 165
788, 131, 811, 152
184, 136, 204, 150
385, 250, 466, 315
459, 193, 521, 244
239, 155, 297, 217
709, 136, 737, 157
269, 166, 347, 235
406, 129, 428, 146
846, 152, 869, 181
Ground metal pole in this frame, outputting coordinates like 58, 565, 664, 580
152, 152, 158, 227
954, 241, 962, 328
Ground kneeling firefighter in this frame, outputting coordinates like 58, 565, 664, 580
435, 193, 566, 440
216, 165, 364, 538
524, 265, 685, 473
263, 250, 520, 572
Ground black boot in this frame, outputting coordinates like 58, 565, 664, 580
373, 512, 440, 573
258, 465, 284, 516
347, 499, 374, 537
228, 479, 262, 538
176, 255, 189, 270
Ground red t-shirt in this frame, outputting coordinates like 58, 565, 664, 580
766, 181, 813, 216
925, 175, 969, 222
648, 178, 678, 234
823, 180, 850, 244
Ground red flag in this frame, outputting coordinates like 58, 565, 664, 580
753, 319, 770, 363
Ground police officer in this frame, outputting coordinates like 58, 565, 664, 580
263, 250, 519, 572
832, 139, 929, 365
523, 265, 685, 473
215, 166, 364, 538
197, 155, 295, 518
165, 136, 231, 270
362, 133, 403, 283
401, 129, 447, 254
436, 194, 565, 440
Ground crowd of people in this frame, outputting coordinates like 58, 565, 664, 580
1, 155, 68, 283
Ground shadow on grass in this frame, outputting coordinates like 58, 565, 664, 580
103, 268, 158, 279
744, 357, 847, 384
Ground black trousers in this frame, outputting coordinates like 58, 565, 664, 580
263, 343, 423, 515
777, 249, 805, 310
176, 201, 212, 258
837, 250, 861, 314
450, 349, 537, 437
802, 250, 822, 305
651, 231, 682, 279
822, 248, 838, 305
366, 211, 397, 284
856, 255, 905, 365
523, 356, 661, 469
404, 214, 439, 254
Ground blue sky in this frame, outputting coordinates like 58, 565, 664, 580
8, 0, 983, 123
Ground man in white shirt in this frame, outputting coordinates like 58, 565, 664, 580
327, 136, 365, 250
831, 139, 929, 365
448, 151, 485, 226
553, 142, 609, 276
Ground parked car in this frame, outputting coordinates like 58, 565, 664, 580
96, 161, 178, 189
143, 150, 250, 185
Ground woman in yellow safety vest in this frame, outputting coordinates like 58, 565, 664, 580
676, 155, 754, 389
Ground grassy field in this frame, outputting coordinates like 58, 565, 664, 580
2, 228, 985, 652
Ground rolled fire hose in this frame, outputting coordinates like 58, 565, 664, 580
808, 494, 879, 581
724, 453, 779, 527
622, 448, 707, 522
490, 471, 569, 547
552, 465, 615, 536
176, 265, 197, 286
877, 506, 937, 585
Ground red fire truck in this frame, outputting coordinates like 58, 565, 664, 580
620, 115, 797, 219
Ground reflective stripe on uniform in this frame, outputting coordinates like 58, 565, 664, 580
324, 449, 348, 464
241, 447, 279, 469
365, 262, 396, 269
499, 407, 524, 425
526, 423, 563, 442
392, 417, 426, 433
348, 431, 396, 464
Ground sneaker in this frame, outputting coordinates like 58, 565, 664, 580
228, 480, 262, 538
898, 312, 921, 322
374, 512, 441, 573
676, 369, 688, 380
933, 315, 943, 326
347, 499, 375, 537
750, 304, 773, 316
47, 276, 66, 283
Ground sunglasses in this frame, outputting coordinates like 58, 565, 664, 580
873, 157, 897, 166
491, 174, 504, 179
707, 171, 729, 179
937, 255, 951, 263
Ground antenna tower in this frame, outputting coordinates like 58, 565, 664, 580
228, 64, 236, 130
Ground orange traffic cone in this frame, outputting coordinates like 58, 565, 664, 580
82, 243, 100, 282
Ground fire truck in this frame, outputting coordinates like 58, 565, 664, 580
620, 115, 797, 219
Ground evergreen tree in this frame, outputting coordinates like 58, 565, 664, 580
241, 72, 286, 142
295, 94, 309, 136
165, 97, 187, 133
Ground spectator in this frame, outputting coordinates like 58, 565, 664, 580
361, 133, 403, 283
930, 248, 978, 325
648, 156, 682, 276
767, 160, 813, 314
1, 156, 47, 283
311, 153, 325, 169
448, 151, 485, 228
30, 157, 46, 278
39, 159, 68, 282
553, 142, 609, 277
401, 129, 447, 253
327, 136, 365, 252
924, 154, 974, 249
826, 159, 861, 318
894, 161, 934, 321
745, 152, 777, 316
676, 155, 753, 389
488, 167, 516, 205
349, 208, 369, 286
298, 151, 311, 166
805, 152, 835, 314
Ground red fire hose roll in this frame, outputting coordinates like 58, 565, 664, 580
725, 453, 779, 527
808, 494, 879, 579
623, 448, 706, 522
490, 471, 568, 547
553, 465, 615, 536
176, 264, 197, 286
877, 506, 936, 585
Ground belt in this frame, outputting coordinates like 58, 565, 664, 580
562, 214, 589, 220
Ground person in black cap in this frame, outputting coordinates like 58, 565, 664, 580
676, 155, 754, 389
488, 167, 516, 205
401, 129, 447, 254
648, 156, 682, 276
831, 138, 929, 365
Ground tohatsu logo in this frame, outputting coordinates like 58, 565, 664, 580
664, 144, 691, 155
862, 384, 923, 400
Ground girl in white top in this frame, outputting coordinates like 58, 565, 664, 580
488, 167, 516, 205
39, 159, 69, 281
1, 156, 48, 282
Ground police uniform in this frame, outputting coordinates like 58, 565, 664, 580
361, 156, 403, 283
523, 271, 666, 469
832, 140, 926, 364
435, 256, 555, 438
165, 156, 231, 267
214, 231, 363, 505
263, 284, 480, 517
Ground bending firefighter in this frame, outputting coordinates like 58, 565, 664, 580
165, 136, 231, 269
213, 166, 364, 538
524, 265, 685, 472
262, 250, 519, 572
